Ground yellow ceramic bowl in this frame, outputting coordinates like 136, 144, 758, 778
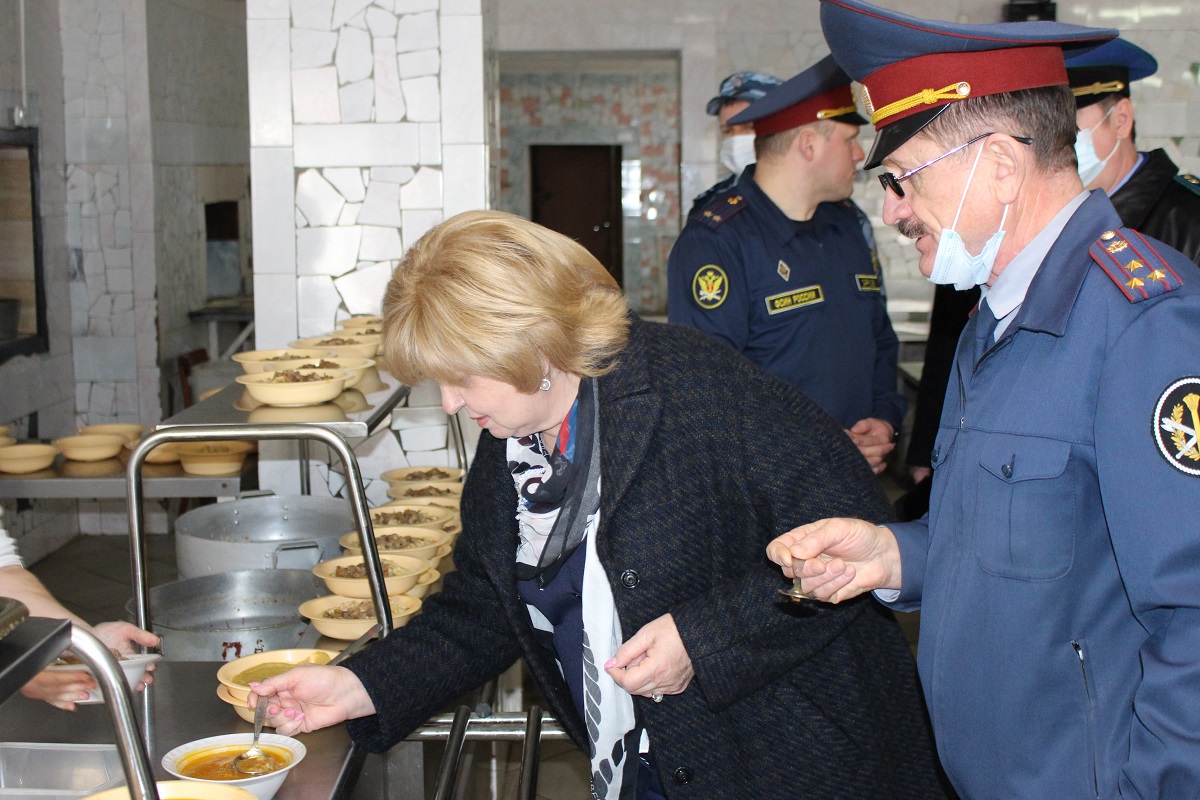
247, 403, 348, 424
54, 434, 125, 462
312, 554, 431, 598
0, 436, 15, 448
385, 494, 462, 513
380, 466, 465, 484
367, 503, 455, 530
78, 423, 145, 443
298, 594, 421, 640
125, 438, 180, 464
231, 349, 335, 375
405, 567, 441, 600
175, 441, 254, 476
385, 481, 464, 502
86, 780, 257, 800
339, 527, 452, 564
353, 366, 386, 394
289, 335, 381, 359
0, 424, 10, 437
216, 648, 337, 703
0, 443, 58, 474
216, 684, 258, 724
337, 315, 383, 329
282, 357, 373, 389
235, 369, 351, 407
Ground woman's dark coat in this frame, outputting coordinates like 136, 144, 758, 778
345, 318, 948, 799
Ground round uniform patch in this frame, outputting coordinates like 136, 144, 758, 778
692, 265, 728, 310
1154, 376, 1200, 476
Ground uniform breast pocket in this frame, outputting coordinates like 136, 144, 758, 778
974, 434, 1078, 581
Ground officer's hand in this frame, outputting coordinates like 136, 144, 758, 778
846, 418, 895, 474
767, 518, 902, 603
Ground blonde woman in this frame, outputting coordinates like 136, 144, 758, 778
252, 211, 946, 800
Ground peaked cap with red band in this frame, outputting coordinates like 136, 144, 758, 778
819, 0, 1116, 168
726, 54, 867, 136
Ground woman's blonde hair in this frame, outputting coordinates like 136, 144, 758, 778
382, 210, 631, 393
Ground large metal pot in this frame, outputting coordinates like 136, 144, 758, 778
128, 570, 324, 661
175, 494, 351, 579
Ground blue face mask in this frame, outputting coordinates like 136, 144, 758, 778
1074, 105, 1117, 187
929, 144, 1009, 291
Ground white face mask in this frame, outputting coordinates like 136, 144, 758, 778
929, 144, 1010, 291
1074, 106, 1118, 187
719, 134, 756, 176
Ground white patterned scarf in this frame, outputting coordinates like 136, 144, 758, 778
509, 381, 640, 799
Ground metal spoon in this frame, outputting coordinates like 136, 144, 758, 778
233, 698, 276, 775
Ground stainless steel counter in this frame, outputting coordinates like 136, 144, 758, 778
0, 662, 357, 800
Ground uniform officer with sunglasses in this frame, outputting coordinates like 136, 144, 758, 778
667, 56, 905, 474
768, 1, 1200, 797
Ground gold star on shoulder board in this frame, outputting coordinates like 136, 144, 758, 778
712, 214, 722, 222
1149, 269, 1167, 282
1126, 277, 1145, 289
1126, 259, 1145, 272
728, 196, 743, 205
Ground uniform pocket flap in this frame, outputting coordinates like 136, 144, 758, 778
979, 435, 1071, 483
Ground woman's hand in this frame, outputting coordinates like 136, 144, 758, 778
249, 665, 377, 736
20, 669, 95, 711
767, 517, 902, 603
94, 621, 161, 689
604, 613, 694, 700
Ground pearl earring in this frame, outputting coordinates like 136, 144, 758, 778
539, 377, 551, 391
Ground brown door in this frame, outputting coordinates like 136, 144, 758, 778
530, 144, 623, 286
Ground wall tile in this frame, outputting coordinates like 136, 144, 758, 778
440, 16, 484, 144
323, 167, 367, 202
248, 0, 292, 19
374, 38, 406, 123
293, 123, 420, 166
401, 209, 444, 251
332, 0, 376, 29
253, 273, 299, 348
442, 145, 486, 217
335, 26, 374, 84
396, 11, 439, 53
357, 180, 403, 226
359, 226, 404, 260
292, 0, 335, 30
339, 79, 376, 123
398, 48, 439, 79
291, 29, 339, 70
251, 147, 297, 273
292, 66, 342, 124
394, 0, 439, 12
398, 166, 443, 208
366, 7, 399, 38
334, 261, 393, 315
442, 0, 482, 14
296, 226, 362, 275
74, 337, 137, 382
401, 76, 441, 122
297, 274, 343, 337
296, 169, 347, 227
247, 20, 294, 147
418, 123, 442, 165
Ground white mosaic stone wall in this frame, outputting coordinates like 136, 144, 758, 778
247, 0, 493, 494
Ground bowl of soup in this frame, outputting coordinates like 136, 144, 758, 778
162, 733, 306, 800
216, 648, 336, 703
312, 554, 430, 598
85, 779, 258, 800
298, 593, 421, 640
338, 527, 451, 564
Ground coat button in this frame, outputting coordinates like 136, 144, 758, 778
673, 767, 692, 785
619, 569, 639, 588
931, 446, 940, 463
1001, 463, 1013, 478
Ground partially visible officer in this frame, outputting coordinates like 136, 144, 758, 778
669, 55, 905, 474
687, 71, 783, 217
768, 1, 1200, 797
1068, 37, 1200, 263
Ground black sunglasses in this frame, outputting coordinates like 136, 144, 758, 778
878, 132, 1034, 198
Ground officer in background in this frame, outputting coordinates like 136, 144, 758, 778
1068, 37, 1200, 263
687, 71, 783, 218
669, 55, 905, 474
768, 0, 1200, 796
898, 34, 1200, 521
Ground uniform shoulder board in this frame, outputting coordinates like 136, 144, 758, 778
1089, 227, 1185, 302
697, 192, 750, 229
1174, 173, 1200, 198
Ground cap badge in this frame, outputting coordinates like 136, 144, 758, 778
692, 265, 728, 310
1101, 230, 1117, 240
1155, 377, 1200, 476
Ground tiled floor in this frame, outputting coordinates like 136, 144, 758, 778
28, 467, 918, 800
